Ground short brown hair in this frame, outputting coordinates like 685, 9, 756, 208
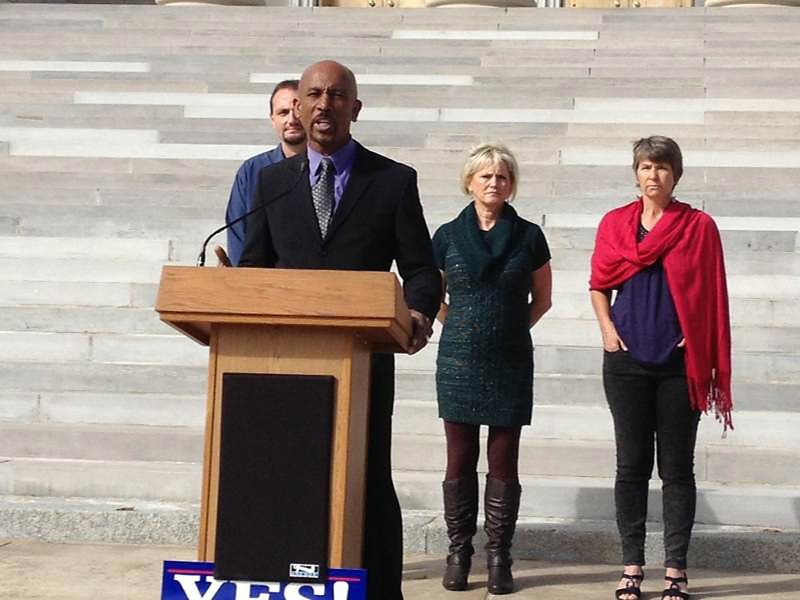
269, 79, 299, 115
632, 136, 683, 184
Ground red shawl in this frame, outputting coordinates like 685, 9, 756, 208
590, 198, 733, 431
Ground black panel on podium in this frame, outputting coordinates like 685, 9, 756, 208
214, 373, 335, 583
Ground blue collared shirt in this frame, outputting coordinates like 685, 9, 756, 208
307, 138, 357, 212
225, 145, 285, 266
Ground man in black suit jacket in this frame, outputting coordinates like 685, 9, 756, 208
239, 60, 441, 600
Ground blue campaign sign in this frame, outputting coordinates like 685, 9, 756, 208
161, 561, 367, 600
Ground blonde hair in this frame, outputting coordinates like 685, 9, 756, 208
460, 142, 519, 201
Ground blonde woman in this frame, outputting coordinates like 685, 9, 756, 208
432, 143, 552, 594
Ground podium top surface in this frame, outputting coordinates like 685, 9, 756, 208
155, 266, 413, 351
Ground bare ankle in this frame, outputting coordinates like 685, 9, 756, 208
624, 564, 643, 575
665, 567, 684, 576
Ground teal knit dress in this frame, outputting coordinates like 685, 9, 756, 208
432, 203, 551, 427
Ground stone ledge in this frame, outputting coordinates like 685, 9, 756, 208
155, 0, 264, 6
426, 0, 538, 8
707, 0, 800, 6
1, 496, 797, 573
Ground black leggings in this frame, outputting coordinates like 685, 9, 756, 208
444, 420, 522, 482
603, 349, 700, 570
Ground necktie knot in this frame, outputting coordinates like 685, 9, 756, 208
319, 157, 335, 178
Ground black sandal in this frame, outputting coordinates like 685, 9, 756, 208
662, 574, 690, 599
615, 571, 644, 599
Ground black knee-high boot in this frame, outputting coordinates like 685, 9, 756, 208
484, 477, 521, 595
441, 473, 479, 590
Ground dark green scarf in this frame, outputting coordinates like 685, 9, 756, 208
452, 202, 518, 281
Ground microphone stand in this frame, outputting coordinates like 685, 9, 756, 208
196, 159, 308, 267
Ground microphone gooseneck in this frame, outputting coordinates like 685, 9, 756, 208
196, 158, 309, 267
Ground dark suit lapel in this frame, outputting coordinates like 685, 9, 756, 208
324, 144, 374, 243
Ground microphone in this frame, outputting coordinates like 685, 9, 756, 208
196, 158, 308, 267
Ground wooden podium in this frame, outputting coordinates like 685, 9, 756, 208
155, 266, 412, 574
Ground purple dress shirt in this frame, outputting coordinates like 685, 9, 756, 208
307, 138, 357, 213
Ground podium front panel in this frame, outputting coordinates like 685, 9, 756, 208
199, 324, 371, 569
214, 372, 335, 583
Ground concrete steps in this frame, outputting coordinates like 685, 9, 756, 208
2, 454, 798, 529
2, 365, 799, 420
2, 496, 798, 573
396, 472, 800, 530
2, 418, 799, 483
0, 306, 173, 334
0, 4, 798, 544
0, 328, 796, 382
0, 458, 200, 503
401, 343, 800, 384
3, 304, 797, 347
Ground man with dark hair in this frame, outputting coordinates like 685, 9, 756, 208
240, 60, 441, 600
224, 79, 306, 266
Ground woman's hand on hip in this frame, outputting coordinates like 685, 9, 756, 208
602, 326, 628, 352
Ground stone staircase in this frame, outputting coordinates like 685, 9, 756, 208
0, 3, 798, 568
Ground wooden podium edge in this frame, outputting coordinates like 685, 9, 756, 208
156, 266, 413, 353
159, 313, 410, 352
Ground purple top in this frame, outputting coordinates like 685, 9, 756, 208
307, 138, 357, 213
611, 223, 683, 365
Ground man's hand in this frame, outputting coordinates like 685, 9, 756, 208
407, 309, 433, 355
214, 245, 232, 267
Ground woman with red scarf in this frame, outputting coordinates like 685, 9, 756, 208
589, 136, 732, 600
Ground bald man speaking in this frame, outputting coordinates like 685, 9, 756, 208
239, 61, 441, 599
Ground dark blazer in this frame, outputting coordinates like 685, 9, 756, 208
239, 142, 441, 319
